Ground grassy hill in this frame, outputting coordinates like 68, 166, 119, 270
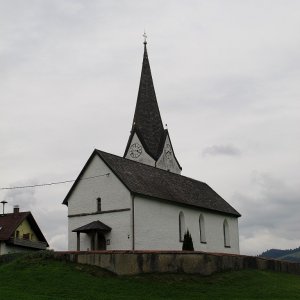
1, 251, 300, 300
260, 246, 300, 263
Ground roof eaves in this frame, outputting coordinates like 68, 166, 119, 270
26, 213, 49, 246
132, 192, 241, 217
95, 150, 134, 193
62, 150, 98, 205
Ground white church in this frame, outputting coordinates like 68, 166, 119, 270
63, 39, 241, 254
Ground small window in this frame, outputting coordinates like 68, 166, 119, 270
199, 214, 206, 243
16, 230, 19, 238
223, 219, 230, 247
179, 211, 185, 242
23, 233, 30, 240
97, 198, 101, 212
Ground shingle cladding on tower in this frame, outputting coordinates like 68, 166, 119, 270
126, 43, 165, 160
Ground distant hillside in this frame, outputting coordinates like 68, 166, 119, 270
260, 246, 300, 263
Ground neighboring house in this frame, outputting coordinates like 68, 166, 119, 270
0, 206, 48, 255
63, 39, 241, 254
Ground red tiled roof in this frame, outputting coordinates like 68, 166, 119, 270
0, 212, 29, 241
0, 212, 48, 246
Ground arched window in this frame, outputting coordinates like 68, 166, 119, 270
179, 211, 185, 242
223, 219, 230, 247
199, 214, 206, 243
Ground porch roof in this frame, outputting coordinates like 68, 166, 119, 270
72, 221, 111, 233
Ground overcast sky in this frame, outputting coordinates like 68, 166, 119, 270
1, 0, 299, 255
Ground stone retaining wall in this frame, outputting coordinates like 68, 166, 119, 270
54, 250, 300, 276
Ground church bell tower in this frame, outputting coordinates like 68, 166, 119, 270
124, 36, 182, 174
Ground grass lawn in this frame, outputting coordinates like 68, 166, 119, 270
1, 252, 300, 299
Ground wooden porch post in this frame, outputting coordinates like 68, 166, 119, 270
77, 232, 80, 251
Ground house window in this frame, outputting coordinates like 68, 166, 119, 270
16, 230, 20, 238
199, 214, 206, 243
23, 233, 30, 240
179, 211, 185, 242
97, 198, 101, 212
223, 219, 230, 247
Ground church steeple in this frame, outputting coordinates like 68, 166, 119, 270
131, 39, 165, 159
124, 37, 182, 174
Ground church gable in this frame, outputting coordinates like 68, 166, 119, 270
64, 152, 132, 216
156, 132, 182, 174
124, 132, 155, 166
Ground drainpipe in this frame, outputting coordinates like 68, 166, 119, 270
131, 193, 135, 251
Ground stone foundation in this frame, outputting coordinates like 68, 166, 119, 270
54, 250, 300, 276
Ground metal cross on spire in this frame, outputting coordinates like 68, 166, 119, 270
143, 31, 147, 44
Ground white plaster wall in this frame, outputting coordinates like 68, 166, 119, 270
0, 242, 33, 255
68, 155, 132, 216
134, 196, 240, 254
68, 210, 132, 251
125, 133, 155, 166
67, 154, 133, 250
156, 135, 181, 174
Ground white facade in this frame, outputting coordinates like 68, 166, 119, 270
0, 242, 32, 255
67, 154, 240, 254
67, 155, 133, 251
134, 195, 239, 253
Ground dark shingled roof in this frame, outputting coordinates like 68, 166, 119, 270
0, 211, 49, 245
98, 150, 240, 217
125, 43, 165, 160
63, 150, 240, 217
72, 221, 112, 233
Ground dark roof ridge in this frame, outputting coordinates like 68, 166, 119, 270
63, 149, 240, 217
98, 149, 207, 187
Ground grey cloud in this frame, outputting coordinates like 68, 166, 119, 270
202, 144, 241, 157
3, 181, 38, 210
235, 172, 300, 254
1, 0, 300, 256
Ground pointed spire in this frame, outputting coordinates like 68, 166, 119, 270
143, 31, 147, 44
130, 36, 165, 159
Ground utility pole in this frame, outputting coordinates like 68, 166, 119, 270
0, 200, 7, 215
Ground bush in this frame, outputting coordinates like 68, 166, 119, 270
182, 230, 194, 251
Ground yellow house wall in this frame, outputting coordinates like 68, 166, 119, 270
15, 219, 38, 241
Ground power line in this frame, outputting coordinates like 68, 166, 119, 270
0, 173, 110, 191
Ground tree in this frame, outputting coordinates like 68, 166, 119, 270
182, 229, 194, 251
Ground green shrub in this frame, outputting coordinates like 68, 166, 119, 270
182, 230, 194, 251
